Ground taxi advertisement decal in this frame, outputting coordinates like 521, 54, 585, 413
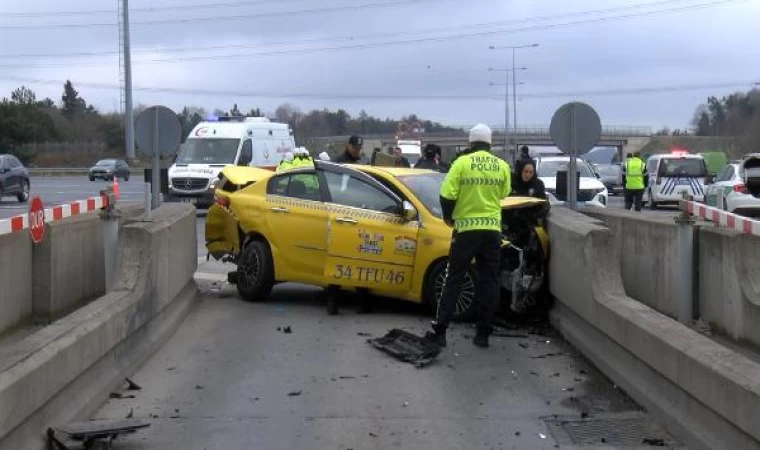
357, 229, 384, 255
325, 257, 412, 290
394, 236, 416, 256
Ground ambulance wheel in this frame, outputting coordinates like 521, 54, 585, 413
236, 239, 274, 302
424, 260, 477, 322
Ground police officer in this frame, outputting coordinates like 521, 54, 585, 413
276, 151, 295, 173
426, 124, 511, 349
414, 144, 448, 172
332, 135, 364, 164
623, 151, 647, 211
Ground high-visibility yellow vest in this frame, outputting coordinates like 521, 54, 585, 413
625, 157, 646, 190
440, 150, 511, 232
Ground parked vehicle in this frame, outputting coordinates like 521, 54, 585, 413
643, 151, 708, 209
584, 147, 623, 195
89, 159, 130, 181
168, 116, 294, 208
705, 159, 760, 217
205, 162, 550, 319
535, 156, 608, 208
0, 154, 30, 203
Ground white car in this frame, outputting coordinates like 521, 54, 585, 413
705, 156, 760, 218
535, 156, 608, 208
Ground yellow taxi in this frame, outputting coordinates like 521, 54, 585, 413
206, 160, 542, 319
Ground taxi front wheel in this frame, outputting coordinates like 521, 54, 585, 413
236, 240, 275, 302
424, 260, 477, 322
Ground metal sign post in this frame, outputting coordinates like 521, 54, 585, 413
134, 105, 181, 214
550, 102, 602, 210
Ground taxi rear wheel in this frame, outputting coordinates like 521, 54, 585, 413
424, 260, 477, 322
236, 240, 274, 302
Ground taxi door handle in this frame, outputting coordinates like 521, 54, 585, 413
335, 217, 357, 225
270, 207, 289, 213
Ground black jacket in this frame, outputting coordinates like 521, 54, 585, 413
332, 150, 362, 164
414, 157, 448, 172
511, 173, 547, 199
394, 157, 411, 168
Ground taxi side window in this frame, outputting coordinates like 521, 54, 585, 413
267, 173, 322, 201
323, 171, 398, 213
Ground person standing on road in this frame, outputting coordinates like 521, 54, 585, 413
623, 151, 647, 211
392, 147, 411, 167
513, 145, 533, 177
426, 124, 512, 349
332, 135, 364, 164
414, 144, 448, 172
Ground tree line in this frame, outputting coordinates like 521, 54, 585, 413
0, 81, 458, 165
689, 88, 760, 150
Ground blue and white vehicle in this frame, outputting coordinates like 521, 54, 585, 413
643, 152, 708, 209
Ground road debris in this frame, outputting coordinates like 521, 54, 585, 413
47, 419, 151, 450
287, 390, 302, 397
124, 377, 142, 391
357, 332, 373, 337
195, 385, 204, 390
109, 392, 136, 399
642, 437, 667, 446
367, 329, 442, 368
283, 326, 292, 334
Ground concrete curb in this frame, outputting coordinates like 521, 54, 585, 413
547, 207, 760, 450
0, 203, 198, 449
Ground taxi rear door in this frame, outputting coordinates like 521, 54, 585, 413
320, 166, 419, 293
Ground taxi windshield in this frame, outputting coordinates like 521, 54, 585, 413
177, 138, 240, 164
396, 172, 445, 218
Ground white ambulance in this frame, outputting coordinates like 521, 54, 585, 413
168, 116, 295, 207
396, 140, 422, 166
643, 150, 709, 209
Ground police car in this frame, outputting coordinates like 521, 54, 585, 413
168, 116, 295, 208
535, 156, 608, 208
643, 151, 708, 209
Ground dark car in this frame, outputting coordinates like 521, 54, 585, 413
0, 154, 30, 203
89, 159, 130, 181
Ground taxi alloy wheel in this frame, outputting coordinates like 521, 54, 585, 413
425, 260, 477, 322
236, 240, 274, 302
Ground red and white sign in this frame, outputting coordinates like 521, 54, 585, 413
28, 196, 45, 244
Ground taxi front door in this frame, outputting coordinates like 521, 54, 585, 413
322, 170, 418, 294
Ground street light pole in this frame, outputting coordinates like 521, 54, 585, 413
489, 43, 538, 163
122, 0, 135, 161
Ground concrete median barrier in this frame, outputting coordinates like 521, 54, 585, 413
548, 207, 760, 450
0, 203, 198, 450
0, 232, 33, 335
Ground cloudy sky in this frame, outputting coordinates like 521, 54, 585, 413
0, 0, 758, 130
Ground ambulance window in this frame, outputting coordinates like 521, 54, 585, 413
238, 140, 252, 166
323, 171, 398, 213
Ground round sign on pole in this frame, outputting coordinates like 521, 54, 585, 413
549, 102, 602, 156
28, 196, 45, 244
134, 106, 182, 157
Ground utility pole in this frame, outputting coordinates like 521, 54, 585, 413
489, 43, 539, 163
122, 0, 135, 160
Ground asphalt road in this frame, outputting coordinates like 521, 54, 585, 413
87, 218, 681, 449
0, 176, 145, 219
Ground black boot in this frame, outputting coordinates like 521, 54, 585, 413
473, 326, 491, 348
425, 323, 447, 348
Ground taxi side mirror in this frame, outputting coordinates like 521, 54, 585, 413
402, 200, 418, 222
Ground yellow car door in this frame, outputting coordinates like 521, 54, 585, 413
264, 170, 328, 284
321, 168, 418, 293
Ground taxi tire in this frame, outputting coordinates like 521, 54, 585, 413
424, 260, 477, 322
236, 240, 274, 302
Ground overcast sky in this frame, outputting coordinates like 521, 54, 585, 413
0, 0, 758, 130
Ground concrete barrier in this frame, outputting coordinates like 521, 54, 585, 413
0, 203, 198, 449
548, 207, 760, 450
697, 226, 760, 347
0, 232, 32, 335
583, 208, 682, 319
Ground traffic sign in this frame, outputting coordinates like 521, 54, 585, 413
135, 106, 182, 157
28, 196, 45, 244
550, 102, 601, 156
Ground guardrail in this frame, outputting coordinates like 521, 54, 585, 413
28, 167, 149, 177
680, 199, 760, 237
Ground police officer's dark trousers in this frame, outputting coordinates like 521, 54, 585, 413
624, 189, 644, 211
436, 229, 501, 334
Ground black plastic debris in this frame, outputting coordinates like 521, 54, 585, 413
124, 378, 142, 391
357, 332, 373, 337
283, 326, 292, 334
47, 419, 150, 450
287, 390, 302, 397
642, 437, 667, 446
367, 329, 442, 368
109, 392, 136, 399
